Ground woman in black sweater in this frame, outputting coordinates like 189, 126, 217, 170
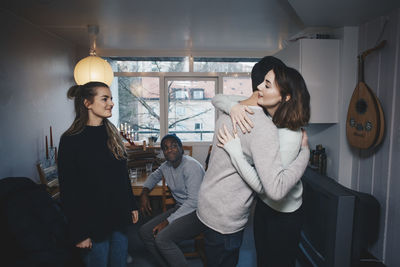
58, 81, 138, 267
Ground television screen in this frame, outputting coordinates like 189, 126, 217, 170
302, 190, 332, 262
298, 168, 379, 267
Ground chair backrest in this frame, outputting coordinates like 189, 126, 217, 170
36, 163, 47, 185
161, 176, 175, 212
36, 163, 60, 196
182, 145, 193, 156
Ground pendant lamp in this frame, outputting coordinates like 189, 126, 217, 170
73, 25, 114, 86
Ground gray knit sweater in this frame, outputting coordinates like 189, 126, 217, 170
197, 109, 309, 234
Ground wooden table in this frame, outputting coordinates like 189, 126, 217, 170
131, 171, 163, 196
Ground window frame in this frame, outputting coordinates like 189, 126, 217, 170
114, 70, 251, 143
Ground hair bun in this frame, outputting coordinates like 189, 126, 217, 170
67, 85, 81, 99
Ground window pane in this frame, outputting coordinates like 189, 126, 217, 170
108, 57, 189, 72
168, 80, 216, 142
117, 77, 160, 142
223, 76, 253, 96
193, 57, 259, 72
193, 90, 204, 99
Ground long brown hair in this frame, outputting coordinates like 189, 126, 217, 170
272, 65, 310, 130
63, 81, 126, 159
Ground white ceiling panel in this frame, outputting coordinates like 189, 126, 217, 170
2, 0, 399, 55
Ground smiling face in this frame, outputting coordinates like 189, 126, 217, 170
85, 86, 114, 123
256, 69, 287, 116
161, 138, 183, 165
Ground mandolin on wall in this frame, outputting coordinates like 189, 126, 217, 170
346, 41, 386, 149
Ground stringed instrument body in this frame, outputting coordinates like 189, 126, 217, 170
346, 81, 380, 148
346, 41, 385, 149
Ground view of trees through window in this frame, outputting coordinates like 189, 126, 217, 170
108, 57, 257, 143
117, 76, 160, 142
167, 79, 216, 141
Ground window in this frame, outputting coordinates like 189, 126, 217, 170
110, 57, 254, 142
194, 123, 203, 130
167, 79, 216, 141
111, 76, 160, 141
176, 106, 185, 116
174, 90, 188, 100
192, 89, 205, 100
223, 76, 253, 96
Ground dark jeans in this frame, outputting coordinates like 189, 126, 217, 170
81, 230, 128, 267
139, 208, 206, 267
203, 227, 244, 267
253, 199, 303, 267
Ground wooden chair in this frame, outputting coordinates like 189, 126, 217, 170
182, 232, 206, 265
36, 163, 48, 186
161, 176, 176, 212
182, 145, 193, 156
36, 163, 60, 199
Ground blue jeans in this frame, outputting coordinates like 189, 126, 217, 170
204, 227, 244, 267
81, 230, 128, 267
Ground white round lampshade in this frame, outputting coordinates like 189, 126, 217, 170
73, 56, 114, 86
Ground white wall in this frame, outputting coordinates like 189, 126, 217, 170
0, 9, 76, 182
305, 27, 358, 185
308, 10, 400, 265
335, 27, 359, 188
353, 10, 400, 265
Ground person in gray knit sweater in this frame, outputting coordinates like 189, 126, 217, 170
196, 58, 310, 267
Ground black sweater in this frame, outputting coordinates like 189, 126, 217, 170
57, 125, 137, 245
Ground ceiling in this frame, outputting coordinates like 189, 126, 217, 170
2, 0, 400, 56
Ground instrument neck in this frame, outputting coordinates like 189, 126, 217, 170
358, 55, 364, 83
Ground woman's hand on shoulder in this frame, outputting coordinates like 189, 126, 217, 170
230, 103, 254, 134
132, 210, 139, 224
217, 124, 238, 148
76, 238, 92, 249
217, 124, 243, 156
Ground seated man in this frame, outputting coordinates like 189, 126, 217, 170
139, 134, 205, 267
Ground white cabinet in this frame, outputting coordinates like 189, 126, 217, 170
274, 39, 340, 123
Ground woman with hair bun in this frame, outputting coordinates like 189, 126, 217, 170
58, 81, 138, 267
